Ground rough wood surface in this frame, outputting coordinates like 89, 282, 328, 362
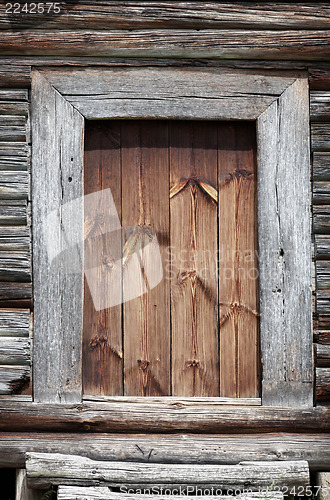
0, 115, 26, 142
0, 200, 27, 225
313, 153, 330, 181
0, 31, 329, 60
317, 291, 330, 315
218, 122, 259, 398
311, 123, 330, 151
313, 182, 330, 204
316, 262, 330, 290
314, 330, 330, 344
26, 453, 310, 490
1, 2, 330, 30
0, 308, 30, 336
0, 142, 29, 171
0, 401, 330, 433
31, 70, 84, 403
311, 92, 330, 121
314, 206, 330, 234
0, 432, 329, 470
0, 171, 29, 200
0, 251, 31, 282
315, 236, 330, 260
40, 67, 298, 121
316, 344, 330, 367
0, 337, 30, 365
0, 225, 30, 251
309, 69, 330, 90
316, 367, 330, 401
0, 365, 29, 394
257, 79, 313, 407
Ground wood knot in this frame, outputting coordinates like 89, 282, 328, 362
103, 256, 114, 269
186, 359, 200, 368
89, 335, 108, 350
138, 359, 150, 371
177, 269, 197, 285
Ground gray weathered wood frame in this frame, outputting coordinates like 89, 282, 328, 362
31, 66, 312, 408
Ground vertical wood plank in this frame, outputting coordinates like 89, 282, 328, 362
170, 121, 219, 396
257, 78, 313, 407
31, 70, 84, 403
218, 122, 259, 398
83, 121, 123, 396
121, 120, 170, 396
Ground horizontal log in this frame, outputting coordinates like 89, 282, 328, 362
314, 330, 330, 344
313, 182, 330, 204
0, 337, 30, 365
317, 292, 330, 315
314, 315, 330, 330
0, 102, 28, 116
316, 367, 330, 401
0, 141, 29, 170
0, 225, 30, 251
309, 69, 330, 91
0, 200, 27, 225
0, 171, 29, 199
0, 251, 31, 282
310, 92, 330, 121
313, 206, 330, 234
1, 2, 330, 30
313, 153, 330, 181
316, 344, 330, 367
0, 401, 330, 433
0, 432, 329, 471
0, 65, 31, 87
85, 395, 261, 406
26, 453, 310, 490
0, 309, 30, 336
311, 123, 330, 152
0, 115, 26, 142
0, 282, 32, 302
0, 90, 28, 101
316, 263, 330, 290
0, 365, 30, 394
314, 236, 330, 259
0, 31, 329, 60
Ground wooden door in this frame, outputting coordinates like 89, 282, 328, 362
83, 120, 259, 398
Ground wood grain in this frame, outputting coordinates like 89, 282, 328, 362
313, 152, 330, 181
26, 453, 309, 490
1, 2, 330, 30
0, 30, 329, 60
1, 432, 330, 470
257, 78, 313, 407
218, 122, 259, 398
0, 365, 29, 395
31, 70, 84, 403
310, 92, 330, 121
122, 121, 170, 396
83, 121, 123, 397
316, 367, 330, 401
316, 344, 330, 367
311, 123, 330, 151
1, 400, 330, 433
170, 121, 218, 397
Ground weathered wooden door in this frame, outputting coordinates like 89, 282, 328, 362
83, 120, 259, 398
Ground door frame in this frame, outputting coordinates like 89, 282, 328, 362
31, 66, 313, 408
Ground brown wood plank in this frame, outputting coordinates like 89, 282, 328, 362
170, 122, 219, 397
121, 121, 170, 396
218, 123, 259, 398
0, 30, 329, 60
83, 121, 123, 396
1, 3, 330, 30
